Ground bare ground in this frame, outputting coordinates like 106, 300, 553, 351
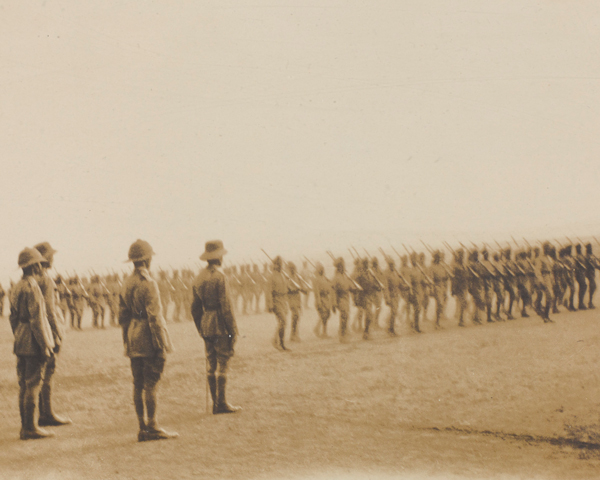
2, 303, 600, 480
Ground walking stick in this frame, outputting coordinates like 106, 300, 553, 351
205, 358, 210, 414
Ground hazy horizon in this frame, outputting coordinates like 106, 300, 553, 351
2, 1, 599, 283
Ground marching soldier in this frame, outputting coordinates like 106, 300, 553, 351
88, 275, 106, 329
491, 252, 506, 321
355, 258, 381, 340
191, 240, 241, 414
561, 246, 577, 311
119, 239, 177, 441
10, 247, 56, 440
383, 256, 401, 336
312, 262, 333, 337
371, 257, 385, 329
269, 256, 291, 351
33, 242, 71, 427
584, 243, 599, 309
515, 250, 532, 318
407, 253, 426, 332
467, 250, 486, 325
451, 248, 469, 327
537, 243, 555, 323
429, 250, 449, 329
70, 276, 88, 330
287, 262, 307, 342
332, 257, 356, 341
502, 248, 517, 320
574, 244, 588, 310
55, 275, 72, 326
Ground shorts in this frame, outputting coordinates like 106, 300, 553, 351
131, 356, 165, 390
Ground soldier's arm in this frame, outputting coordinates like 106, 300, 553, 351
118, 285, 133, 346
145, 281, 173, 354
42, 277, 63, 348
190, 282, 204, 335
8, 284, 21, 334
219, 276, 238, 338
27, 281, 55, 356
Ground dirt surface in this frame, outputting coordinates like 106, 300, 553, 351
2, 304, 600, 480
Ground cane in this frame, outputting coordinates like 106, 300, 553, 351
205, 358, 210, 414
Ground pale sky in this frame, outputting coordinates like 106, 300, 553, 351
1, 1, 599, 282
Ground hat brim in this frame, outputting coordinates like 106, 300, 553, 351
124, 253, 155, 263
200, 248, 227, 261
20, 258, 42, 269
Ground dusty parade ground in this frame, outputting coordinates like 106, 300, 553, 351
2, 302, 600, 480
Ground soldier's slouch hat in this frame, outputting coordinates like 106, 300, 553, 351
200, 240, 227, 260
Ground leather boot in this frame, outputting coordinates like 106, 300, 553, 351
214, 376, 241, 414
38, 384, 72, 426
20, 396, 54, 440
207, 374, 218, 413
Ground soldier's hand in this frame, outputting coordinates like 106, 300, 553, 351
53, 344, 61, 354
44, 348, 54, 358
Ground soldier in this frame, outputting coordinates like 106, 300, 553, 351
250, 264, 264, 314
502, 248, 517, 320
357, 258, 382, 339
10, 247, 56, 440
480, 249, 498, 323
262, 263, 273, 314
55, 276, 71, 327
269, 256, 291, 351
383, 256, 404, 335
33, 242, 72, 427
0, 282, 5, 316
312, 262, 333, 337
584, 243, 599, 309
515, 250, 532, 318
300, 261, 312, 309
371, 257, 385, 329
429, 250, 450, 329
88, 275, 106, 329
562, 245, 577, 311
491, 252, 506, 321
537, 243, 555, 323
70, 276, 88, 330
450, 248, 469, 327
191, 240, 241, 414
157, 270, 173, 322
287, 262, 307, 342
119, 239, 177, 441
171, 270, 187, 322
332, 257, 356, 342
107, 274, 121, 327
467, 250, 486, 325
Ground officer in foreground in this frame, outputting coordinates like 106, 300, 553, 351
191, 240, 241, 414
119, 239, 178, 441
10, 248, 56, 440
33, 242, 71, 427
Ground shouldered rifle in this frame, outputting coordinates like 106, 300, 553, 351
261, 249, 301, 290
359, 247, 385, 290
327, 251, 362, 291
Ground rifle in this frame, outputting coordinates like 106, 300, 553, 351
566, 237, 587, 269
420, 241, 453, 279
511, 236, 520, 248
261, 249, 301, 290
348, 248, 357, 261
327, 251, 362, 291
360, 248, 385, 290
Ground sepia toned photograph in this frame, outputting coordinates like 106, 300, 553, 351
1, 1, 600, 479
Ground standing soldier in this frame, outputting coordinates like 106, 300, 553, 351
119, 239, 177, 441
451, 248, 469, 327
10, 247, 56, 439
107, 274, 121, 327
262, 263, 272, 314
287, 262, 307, 342
312, 262, 333, 337
33, 242, 72, 427
269, 256, 291, 351
171, 270, 186, 322
55, 276, 71, 326
429, 250, 450, 329
191, 240, 241, 414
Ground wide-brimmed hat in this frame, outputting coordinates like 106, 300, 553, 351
127, 239, 155, 262
18, 247, 46, 269
34, 241, 57, 262
200, 240, 227, 260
